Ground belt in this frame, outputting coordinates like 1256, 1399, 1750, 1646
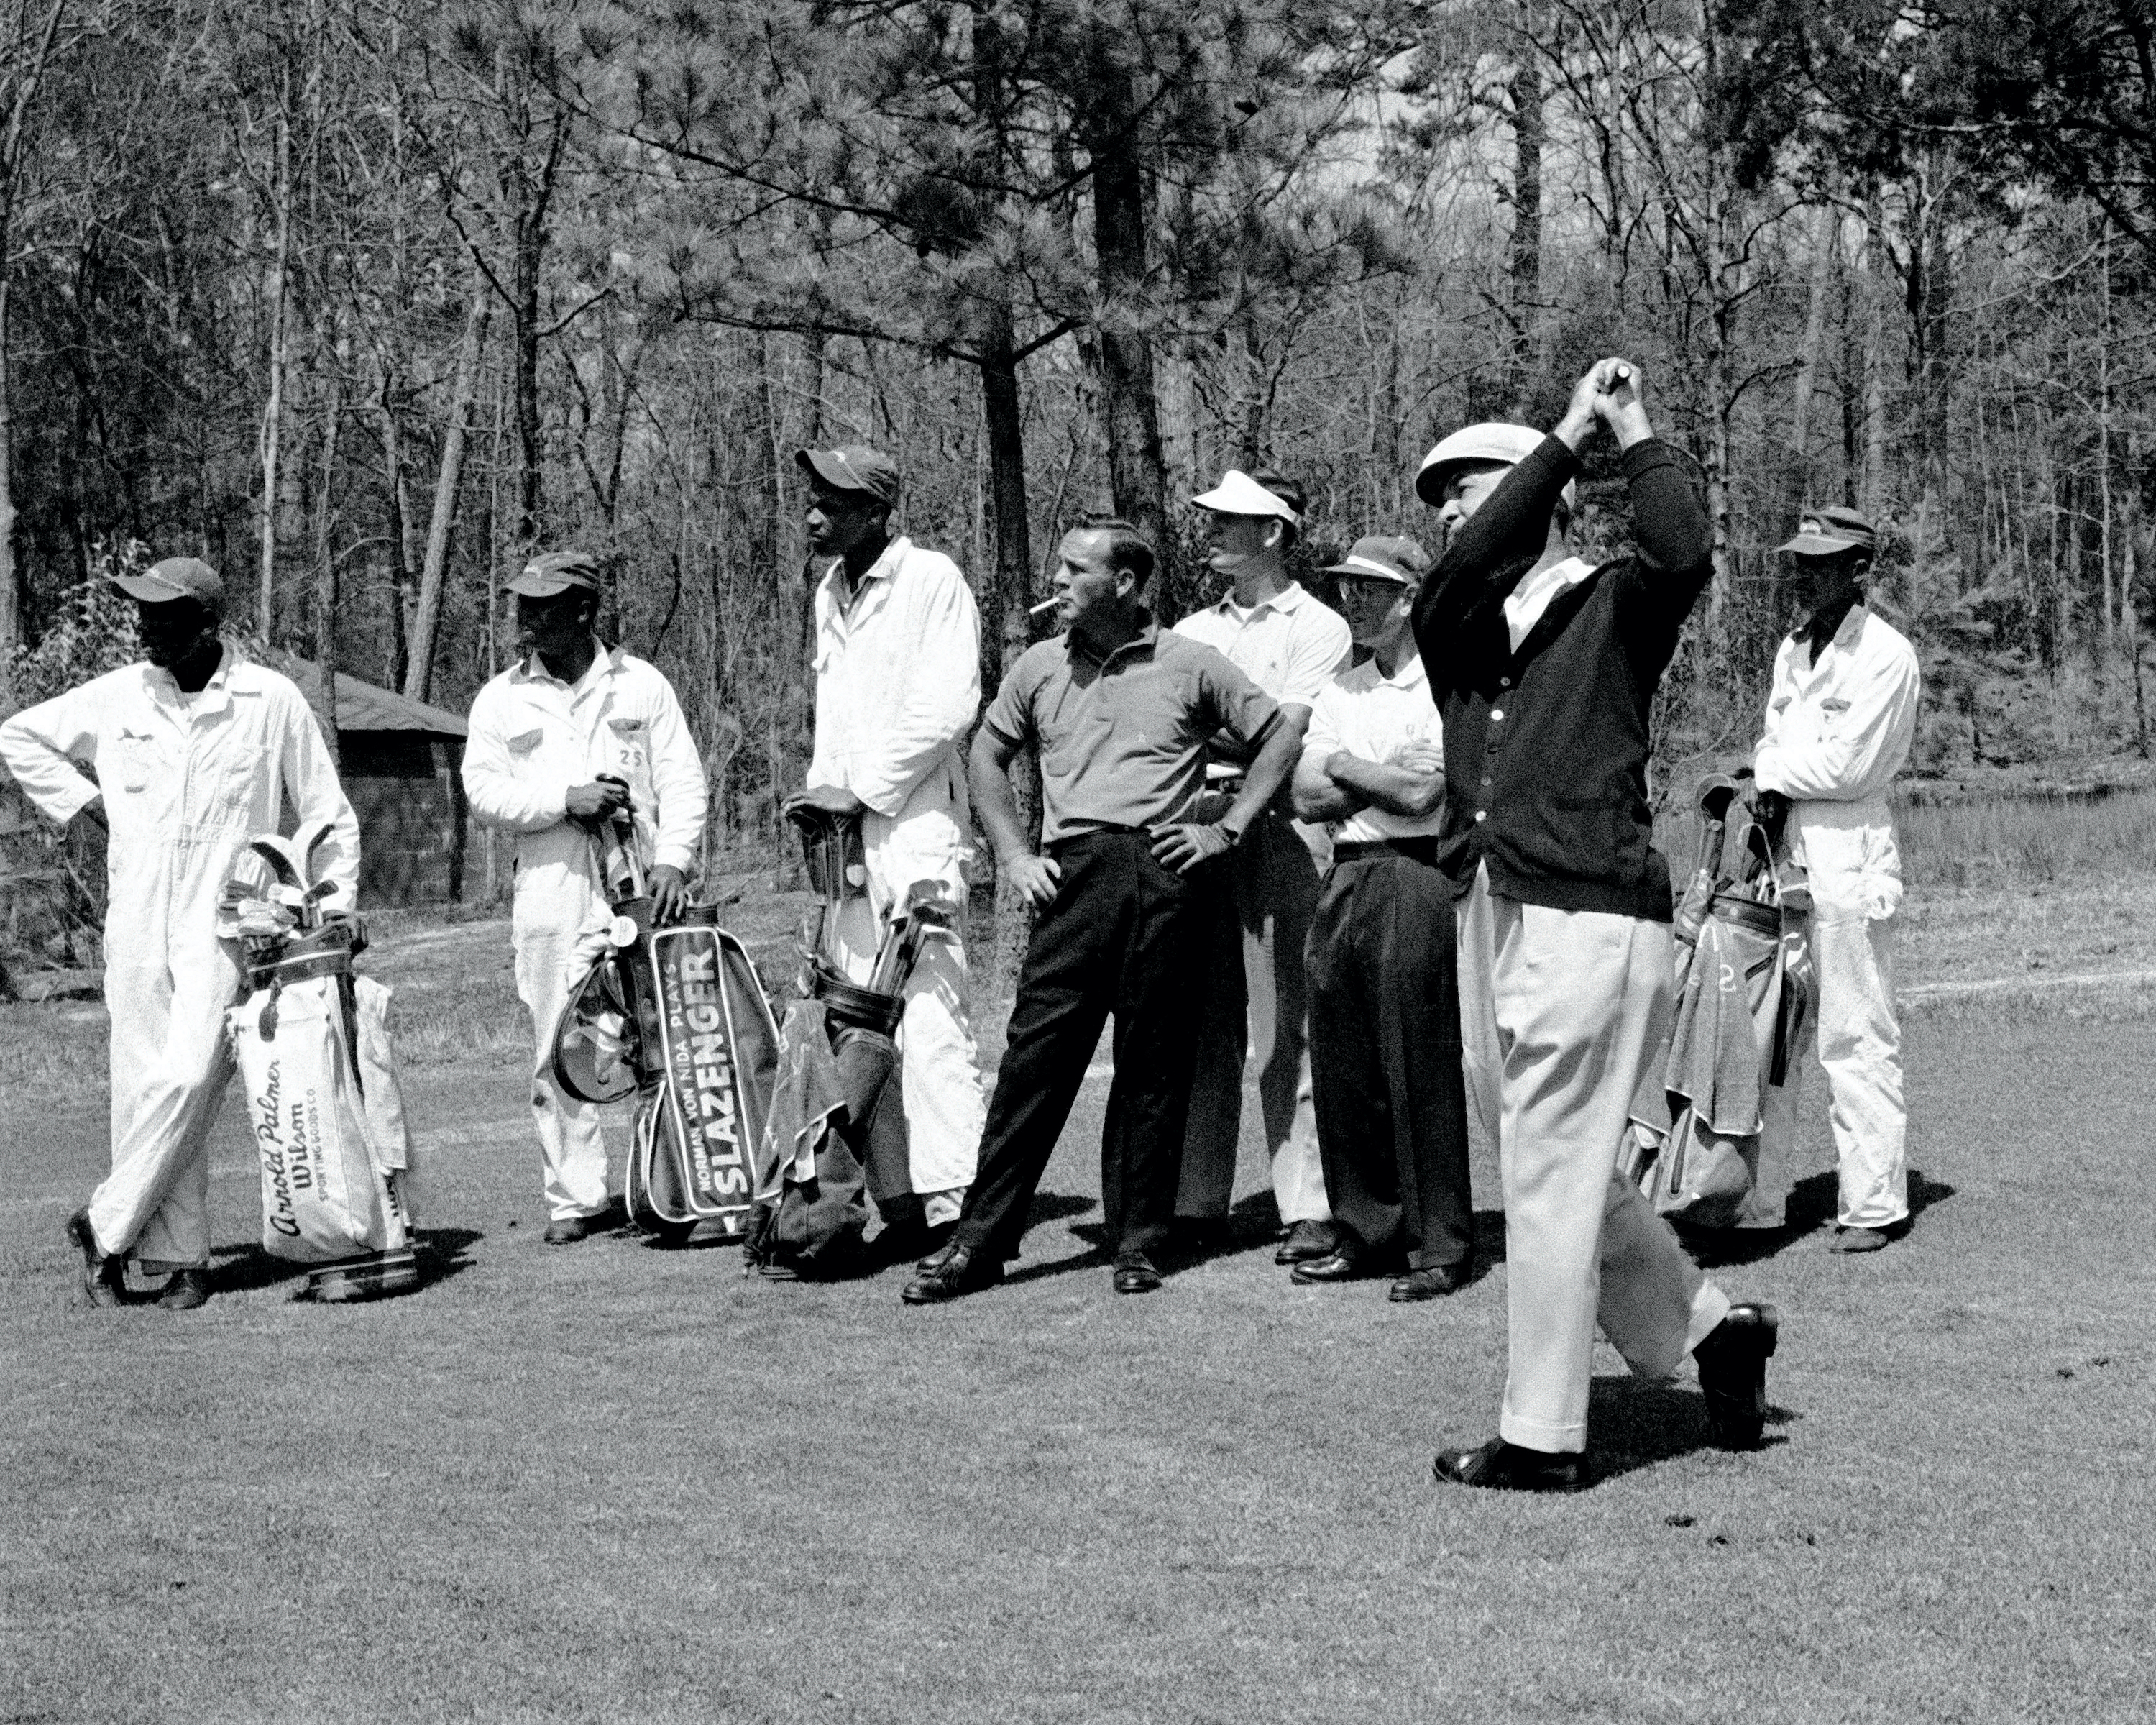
1331, 836, 1441, 867
1045, 825, 1152, 854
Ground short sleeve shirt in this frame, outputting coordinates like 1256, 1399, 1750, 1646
1302, 653, 1445, 844
1170, 582, 1352, 708
983, 621, 1281, 845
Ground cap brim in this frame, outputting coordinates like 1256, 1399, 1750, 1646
1777, 533, 1863, 557
112, 572, 194, 603
796, 448, 868, 492
501, 575, 587, 598
1321, 562, 1410, 585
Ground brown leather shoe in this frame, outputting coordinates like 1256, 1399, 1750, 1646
66, 1208, 127, 1308
1289, 1248, 1376, 1285
542, 1205, 623, 1245
155, 1267, 210, 1310
901, 1244, 1003, 1304
1275, 1219, 1336, 1265
1388, 1263, 1467, 1302
1111, 1252, 1164, 1295
1432, 1437, 1587, 1493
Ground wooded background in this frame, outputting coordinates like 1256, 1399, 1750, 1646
2, 0, 2152, 863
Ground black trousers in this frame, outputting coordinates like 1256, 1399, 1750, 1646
955, 830, 1208, 1265
1305, 847, 1473, 1270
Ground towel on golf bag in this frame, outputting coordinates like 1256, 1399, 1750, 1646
1626, 802, 1812, 1229
746, 999, 871, 1274
229, 958, 412, 1263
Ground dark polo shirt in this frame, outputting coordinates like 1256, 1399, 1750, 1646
983, 615, 1280, 845
1410, 435, 1715, 921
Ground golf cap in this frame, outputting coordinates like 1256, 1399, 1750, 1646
1778, 505, 1877, 557
503, 550, 603, 598
1192, 469, 1301, 525
1415, 422, 1576, 511
797, 445, 900, 506
114, 556, 223, 608
1323, 535, 1429, 586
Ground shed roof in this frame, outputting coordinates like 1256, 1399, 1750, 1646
280, 656, 469, 737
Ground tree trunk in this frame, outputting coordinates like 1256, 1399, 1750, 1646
258, 85, 295, 636
313, 365, 344, 769
1504, 21, 1543, 420
380, 367, 413, 690
404, 273, 490, 705
980, 306, 1040, 989
1082, 52, 1169, 582
0, 262, 16, 696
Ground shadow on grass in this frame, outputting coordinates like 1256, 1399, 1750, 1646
1587, 1376, 1794, 1483
1674, 1167, 1956, 1270
206, 1226, 483, 1299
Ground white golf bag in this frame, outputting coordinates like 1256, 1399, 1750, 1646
223, 829, 420, 1300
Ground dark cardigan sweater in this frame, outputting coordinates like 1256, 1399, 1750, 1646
1410, 434, 1715, 921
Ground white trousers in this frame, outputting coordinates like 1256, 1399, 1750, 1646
91, 939, 247, 1268
1761, 902, 1906, 1229
825, 802, 983, 1205
1457, 868, 1730, 1455
513, 887, 613, 1222
1175, 809, 1329, 1225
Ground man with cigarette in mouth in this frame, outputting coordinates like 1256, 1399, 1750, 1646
903, 517, 1299, 1302
1414, 360, 1780, 1491
792, 444, 986, 1249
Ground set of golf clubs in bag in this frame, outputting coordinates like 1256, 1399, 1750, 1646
544, 780, 959, 1276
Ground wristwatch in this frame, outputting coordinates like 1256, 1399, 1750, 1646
1217, 820, 1245, 849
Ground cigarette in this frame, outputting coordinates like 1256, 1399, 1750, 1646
1028, 596, 1061, 616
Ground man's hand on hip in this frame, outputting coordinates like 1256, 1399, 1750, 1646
648, 865, 689, 924
1001, 851, 1062, 911
1150, 821, 1234, 874
565, 777, 630, 828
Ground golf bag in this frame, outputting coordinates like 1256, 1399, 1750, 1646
743, 801, 952, 1278
549, 817, 780, 1242
1624, 777, 1815, 1228
222, 828, 419, 1301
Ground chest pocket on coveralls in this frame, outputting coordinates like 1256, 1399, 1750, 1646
114, 726, 161, 794
506, 728, 545, 781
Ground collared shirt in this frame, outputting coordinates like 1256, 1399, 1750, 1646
1503, 555, 1597, 651
1752, 603, 1919, 805
1171, 580, 1352, 709
1302, 651, 1445, 844
982, 618, 1281, 846
807, 534, 981, 829
0, 646, 359, 947
464, 640, 707, 878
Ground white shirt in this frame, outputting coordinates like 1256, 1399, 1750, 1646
1753, 605, 1919, 806
464, 641, 707, 879
0, 648, 359, 948
807, 535, 981, 833
1172, 581, 1352, 709
1503, 555, 1597, 652
1302, 651, 1446, 844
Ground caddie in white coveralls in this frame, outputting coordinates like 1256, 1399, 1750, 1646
463, 550, 707, 1243
1, 555, 358, 1309
1751, 505, 1920, 1251
792, 444, 984, 1243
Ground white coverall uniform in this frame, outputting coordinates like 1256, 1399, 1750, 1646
1751, 603, 1920, 1230
0, 649, 359, 1268
807, 535, 985, 1217
463, 644, 707, 1222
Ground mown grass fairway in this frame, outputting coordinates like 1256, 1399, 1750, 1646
2, 910, 2152, 1724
